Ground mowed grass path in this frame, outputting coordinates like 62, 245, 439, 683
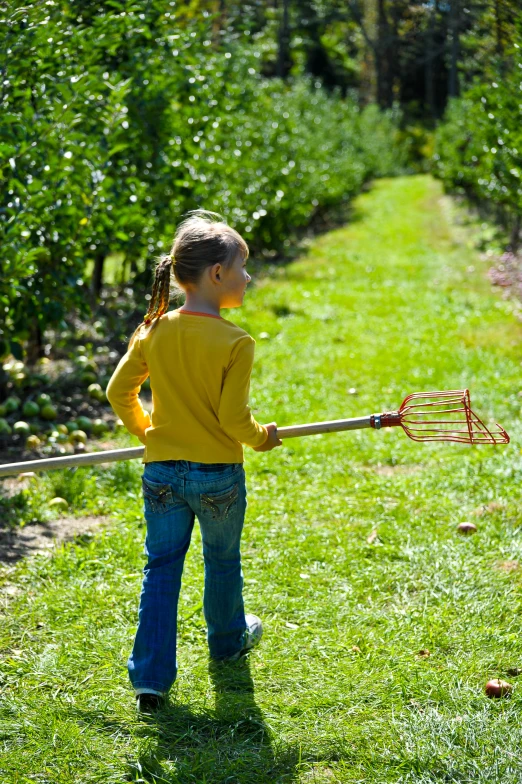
1, 175, 522, 783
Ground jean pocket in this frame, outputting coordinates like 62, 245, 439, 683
200, 482, 239, 522
142, 476, 176, 516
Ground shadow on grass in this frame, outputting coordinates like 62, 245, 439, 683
132, 655, 299, 783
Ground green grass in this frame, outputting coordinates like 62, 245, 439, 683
1, 175, 522, 783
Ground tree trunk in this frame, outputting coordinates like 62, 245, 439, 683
91, 250, 105, 303
376, 0, 393, 108
387, 0, 399, 106
376, 0, 387, 107
425, 4, 436, 119
26, 319, 44, 366
448, 0, 460, 98
495, 0, 503, 56
359, 0, 378, 106
277, 0, 291, 79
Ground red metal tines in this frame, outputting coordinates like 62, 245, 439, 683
395, 389, 509, 445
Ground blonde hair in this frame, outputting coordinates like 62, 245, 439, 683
127, 210, 249, 349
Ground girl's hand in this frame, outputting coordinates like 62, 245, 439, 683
253, 422, 282, 452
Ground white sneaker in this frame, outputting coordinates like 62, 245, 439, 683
225, 614, 263, 662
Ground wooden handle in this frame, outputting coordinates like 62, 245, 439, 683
277, 416, 373, 439
0, 415, 375, 477
0, 446, 145, 477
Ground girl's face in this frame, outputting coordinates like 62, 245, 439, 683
219, 252, 251, 309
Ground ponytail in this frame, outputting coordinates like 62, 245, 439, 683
127, 254, 178, 350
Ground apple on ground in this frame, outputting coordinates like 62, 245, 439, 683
48, 497, 68, 511
457, 522, 477, 535
26, 435, 41, 450
69, 429, 87, 445
40, 404, 58, 420
4, 396, 21, 413
81, 371, 97, 385
0, 418, 12, 435
13, 421, 31, 436
485, 679, 512, 698
76, 416, 93, 433
22, 400, 40, 417
88, 383, 103, 399
92, 418, 108, 436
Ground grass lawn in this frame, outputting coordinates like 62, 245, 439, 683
1, 174, 522, 783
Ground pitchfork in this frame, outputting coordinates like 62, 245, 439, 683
0, 389, 510, 478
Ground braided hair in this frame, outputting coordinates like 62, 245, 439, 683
127, 210, 248, 350
127, 254, 176, 350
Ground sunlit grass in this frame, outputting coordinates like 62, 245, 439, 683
1, 175, 521, 783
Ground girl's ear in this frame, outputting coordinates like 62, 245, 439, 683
209, 262, 222, 283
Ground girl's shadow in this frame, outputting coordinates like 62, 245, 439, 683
135, 655, 299, 783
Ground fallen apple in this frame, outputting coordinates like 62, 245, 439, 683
0, 418, 12, 435
69, 429, 87, 445
57, 424, 69, 435
80, 371, 97, 385
40, 404, 57, 420
485, 679, 512, 698
88, 383, 103, 399
4, 396, 21, 413
48, 497, 68, 511
22, 400, 40, 417
36, 392, 52, 407
76, 416, 93, 433
13, 421, 31, 436
65, 420, 79, 433
92, 418, 108, 436
25, 435, 41, 450
457, 522, 477, 535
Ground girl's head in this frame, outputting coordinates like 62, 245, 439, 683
128, 210, 250, 348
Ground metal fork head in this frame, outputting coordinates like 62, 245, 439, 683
397, 389, 510, 445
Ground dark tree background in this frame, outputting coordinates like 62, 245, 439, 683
217, 0, 519, 121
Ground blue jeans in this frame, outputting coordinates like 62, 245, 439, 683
128, 459, 248, 695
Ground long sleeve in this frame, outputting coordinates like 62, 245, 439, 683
218, 337, 268, 449
106, 337, 152, 445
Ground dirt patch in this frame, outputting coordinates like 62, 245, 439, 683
488, 252, 522, 318
496, 560, 520, 573
0, 514, 111, 564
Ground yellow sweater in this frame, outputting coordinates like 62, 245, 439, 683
106, 309, 268, 464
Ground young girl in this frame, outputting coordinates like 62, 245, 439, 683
106, 211, 281, 713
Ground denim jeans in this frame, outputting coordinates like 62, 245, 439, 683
128, 459, 248, 695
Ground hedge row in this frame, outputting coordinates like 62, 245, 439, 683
433, 40, 522, 246
1, 2, 407, 360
